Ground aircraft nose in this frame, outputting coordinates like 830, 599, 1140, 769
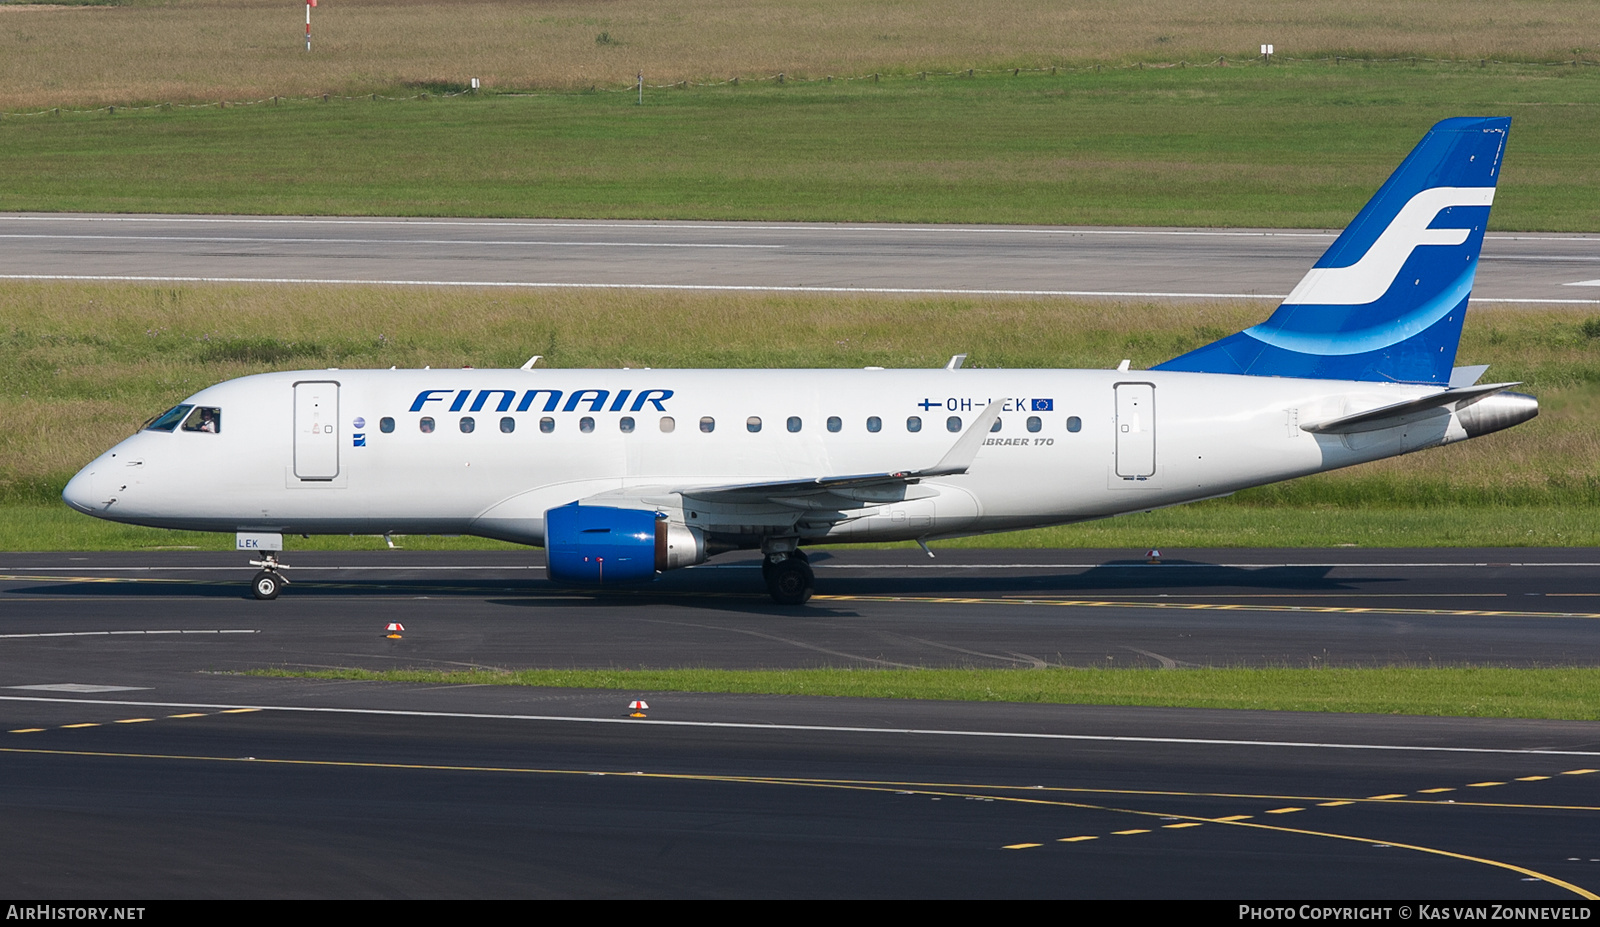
62, 465, 97, 514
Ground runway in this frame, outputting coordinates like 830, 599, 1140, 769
1, 548, 1597, 897
1, 213, 1597, 303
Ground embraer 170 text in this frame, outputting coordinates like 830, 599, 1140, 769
64, 118, 1536, 604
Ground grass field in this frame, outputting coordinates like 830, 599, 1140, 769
1, 65, 1598, 229
3, 281, 1595, 551
0, 0, 1596, 109
254, 667, 1600, 721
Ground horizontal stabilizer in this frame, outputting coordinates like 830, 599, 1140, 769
1300, 382, 1518, 434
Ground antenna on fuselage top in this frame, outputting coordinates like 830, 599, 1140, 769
521, 355, 543, 370
945, 354, 967, 370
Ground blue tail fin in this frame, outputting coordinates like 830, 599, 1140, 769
1154, 117, 1509, 384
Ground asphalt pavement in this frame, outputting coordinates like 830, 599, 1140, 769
0, 548, 1596, 898
1, 213, 1595, 303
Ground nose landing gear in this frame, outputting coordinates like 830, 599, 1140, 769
248, 555, 291, 600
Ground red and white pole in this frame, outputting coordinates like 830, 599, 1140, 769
305, 0, 316, 52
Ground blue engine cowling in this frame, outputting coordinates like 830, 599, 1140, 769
545, 503, 665, 585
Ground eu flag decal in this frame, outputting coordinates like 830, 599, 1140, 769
1031, 399, 1054, 412
352, 433, 366, 447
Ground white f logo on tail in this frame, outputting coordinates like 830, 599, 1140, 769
1282, 186, 1495, 307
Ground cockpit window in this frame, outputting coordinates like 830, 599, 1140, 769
181, 407, 222, 434
144, 404, 193, 433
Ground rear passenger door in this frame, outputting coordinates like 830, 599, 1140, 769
1114, 382, 1155, 480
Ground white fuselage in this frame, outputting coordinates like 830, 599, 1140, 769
63, 367, 1477, 548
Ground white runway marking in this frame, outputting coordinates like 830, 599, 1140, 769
2, 274, 1594, 303
0, 233, 781, 249
0, 630, 258, 639
0, 274, 1290, 298
8, 684, 150, 693
0, 694, 1596, 757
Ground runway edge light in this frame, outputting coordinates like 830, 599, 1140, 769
1146, 549, 1162, 564
629, 700, 648, 718
386, 622, 404, 639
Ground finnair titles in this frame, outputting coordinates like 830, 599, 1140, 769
64, 117, 1537, 603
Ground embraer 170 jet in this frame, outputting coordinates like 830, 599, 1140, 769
63, 117, 1536, 604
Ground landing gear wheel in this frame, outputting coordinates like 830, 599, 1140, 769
765, 557, 814, 606
760, 547, 809, 583
251, 570, 282, 601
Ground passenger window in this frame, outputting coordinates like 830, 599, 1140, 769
143, 404, 192, 433
787, 416, 802, 433
500, 417, 515, 434
700, 416, 715, 433
946, 416, 961, 432
459, 416, 475, 433
181, 407, 222, 434
579, 417, 595, 433
540, 417, 555, 434
419, 417, 436, 433
379, 417, 395, 434
1026, 416, 1041, 433
660, 416, 676, 433
907, 416, 922, 433
1067, 416, 1082, 433
866, 416, 881, 433
827, 416, 841, 433
620, 416, 635, 433
747, 416, 762, 433
990, 417, 1002, 433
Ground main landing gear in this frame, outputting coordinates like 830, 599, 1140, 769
762, 549, 813, 606
248, 554, 291, 600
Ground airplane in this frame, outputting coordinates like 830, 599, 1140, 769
61, 116, 1537, 605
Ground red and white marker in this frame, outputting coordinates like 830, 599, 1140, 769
305, 0, 317, 53
1145, 549, 1162, 563
385, 622, 404, 639
628, 700, 648, 717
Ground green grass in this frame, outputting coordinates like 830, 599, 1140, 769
2, 63, 1598, 229
252, 666, 1600, 721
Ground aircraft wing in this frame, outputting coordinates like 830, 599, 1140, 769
580, 401, 1001, 514
679, 400, 1002, 504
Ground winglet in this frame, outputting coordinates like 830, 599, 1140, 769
919, 401, 1002, 477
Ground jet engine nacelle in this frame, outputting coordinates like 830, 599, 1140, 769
544, 503, 706, 585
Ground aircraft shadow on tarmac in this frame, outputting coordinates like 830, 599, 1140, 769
2, 557, 1392, 604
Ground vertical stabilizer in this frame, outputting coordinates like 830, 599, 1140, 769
1155, 117, 1509, 383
